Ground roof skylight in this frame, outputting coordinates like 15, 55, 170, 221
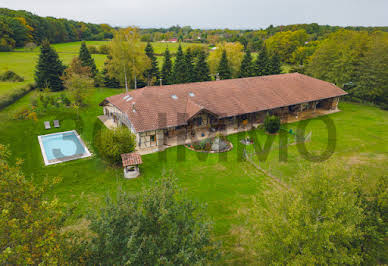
171, 94, 178, 100
123, 95, 129, 100
189, 92, 195, 97
126, 96, 133, 102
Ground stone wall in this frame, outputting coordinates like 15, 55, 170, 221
138, 129, 164, 149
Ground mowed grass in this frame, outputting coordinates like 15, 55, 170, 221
0, 42, 107, 96
0, 41, 207, 96
1, 87, 387, 260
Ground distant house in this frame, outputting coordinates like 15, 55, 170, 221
167, 38, 178, 43
99, 73, 347, 154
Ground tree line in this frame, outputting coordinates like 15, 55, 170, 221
0, 8, 113, 51
306, 30, 388, 109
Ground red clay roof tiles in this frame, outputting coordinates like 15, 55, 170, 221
104, 73, 347, 132
121, 152, 142, 166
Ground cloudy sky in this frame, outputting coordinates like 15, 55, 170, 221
2, 0, 388, 29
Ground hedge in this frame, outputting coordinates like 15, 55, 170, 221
0, 84, 35, 110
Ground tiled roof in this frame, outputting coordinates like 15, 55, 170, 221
121, 152, 142, 166
103, 73, 347, 133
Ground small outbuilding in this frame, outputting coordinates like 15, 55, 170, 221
121, 152, 143, 178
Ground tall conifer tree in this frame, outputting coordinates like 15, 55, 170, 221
269, 53, 282, 75
161, 48, 173, 85
254, 45, 270, 76
35, 40, 65, 91
144, 42, 159, 85
79, 42, 97, 76
217, 50, 232, 80
239, 50, 254, 77
184, 48, 195, 83
194, 50, 210, 82
172, 44, 186, 84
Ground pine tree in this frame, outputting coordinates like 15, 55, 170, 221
172, 44, 186, 84
254, 45, 270, 76
217, 50, 232, 80
79, 42, 97, 77
144, 42, 159, 85
35, 40, 65, 91
102, 55, 120, 88
161, 48, 173, 85
269, 53, 282, 75
184, 48, 195, 83
239, 50, 254, 77
194, 50, 210, 82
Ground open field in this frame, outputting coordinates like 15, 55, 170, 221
0, 41, 208, 97
0, 42, 107, 97
1, 88, 387, 261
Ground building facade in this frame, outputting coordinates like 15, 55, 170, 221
99, 73, 346, 153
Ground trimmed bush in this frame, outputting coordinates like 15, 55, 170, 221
96, 126, 136, 165
264, 115, 281, 133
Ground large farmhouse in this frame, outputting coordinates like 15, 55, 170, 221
99, 73, 347, 154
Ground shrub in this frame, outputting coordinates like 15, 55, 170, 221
98, 44, 109, 54
87, 45, 98, 54
71, 177, 218, 264
0, 144, 69, 264
96, 126, 136, 165
0, 84, 34, 110
0, 70, 24, 82
264, 115, 280, 133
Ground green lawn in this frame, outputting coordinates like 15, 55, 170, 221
0, 41, 207, 97
0, 43, 107, 96
1, 88, 387, 261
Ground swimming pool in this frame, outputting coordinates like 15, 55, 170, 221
38, 130, 91, 165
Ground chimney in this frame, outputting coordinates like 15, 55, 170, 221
132, 102, 136, 112
216, 73, 220, 81
159, 78, 163, 86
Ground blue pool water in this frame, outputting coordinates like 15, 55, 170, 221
40, 131, 86, 160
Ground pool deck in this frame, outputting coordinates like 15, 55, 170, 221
38, 130, 92, 166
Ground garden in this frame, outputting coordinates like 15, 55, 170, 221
186, 133, 233, 153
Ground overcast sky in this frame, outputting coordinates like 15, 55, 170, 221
2, 0, 388, 29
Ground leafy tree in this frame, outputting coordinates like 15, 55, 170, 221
106, 28, 150, 90
161, 48, 173, 85
239, 49, 254, 77
172, 44, 186, 84
265, 29, 309, 63
0, 144, 69, 264
184, 48, 195, 82
35, 40, 65, 91
268, 52, 282, 75
290, 40, 320, 65
96, 126, 136, 165
253, 45, 271, 76
0, 17, 15, 51
241, 163, 366, 265
217, 50, 232, 80
79, 42, 97, 77
63, 74, 93, 107
62, 57, 92, 79
307, 30, 370, 88
194, 50, 211, 82
76, 177, 218, 265
352, 32, 388, 106
144, 42, 159, 85
208, 42, 244, 78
